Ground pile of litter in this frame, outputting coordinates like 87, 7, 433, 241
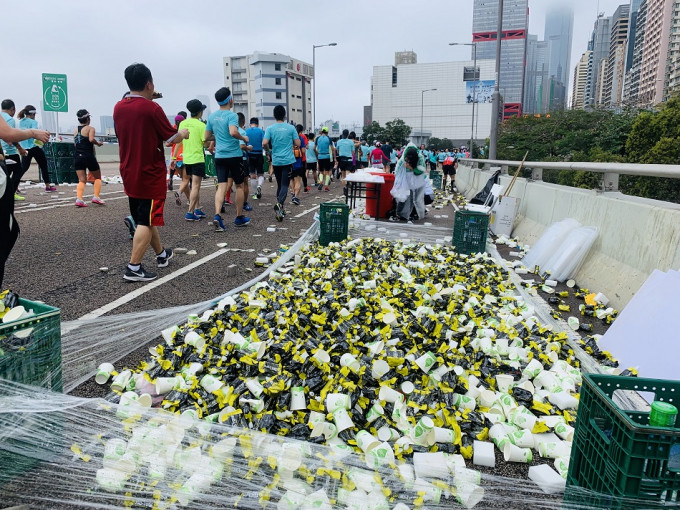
85, 237, 617, 507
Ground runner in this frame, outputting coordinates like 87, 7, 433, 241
335, 129, 355, 194
237, 112, 254, 214
429, 150, 437, 172
359, 138, 370, 169
113, 62, 188, 282
263, 105, 300, 221
179, 99, 207, 221
245, 117, 265, 200
18, 105, 56, 192
306, 132, 318, 187
168, 111, 187, 193
291, 124, 307, 205
73, 109, 104, 207
315, 126, 334, 191
437, 148, 446, 171
298, 125, 310, 193
369, 142, 389, 169
1, 99, 28, 201
205, 87, 250, 231
442, 151, 457, 191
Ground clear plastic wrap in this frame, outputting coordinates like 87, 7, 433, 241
521, 219, 581, 271
542, 227, 599, 283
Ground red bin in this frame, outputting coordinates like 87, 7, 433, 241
366, 172, 395, 219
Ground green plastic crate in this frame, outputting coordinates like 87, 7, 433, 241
44, 142, 74, 158
565, 374, 680, 509
429, 172, 443, 190
0, 298, 62, 392
205, 153, 216, 177
319, 202, 349, 246
47, 157, 77, 184
452, 210, 489, 255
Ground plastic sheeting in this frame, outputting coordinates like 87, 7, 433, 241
542, 227, 599, 283
521, 219, 580, 271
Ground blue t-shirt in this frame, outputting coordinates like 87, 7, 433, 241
1, 112, 18, 155
315, 134, 332, 159
438, 152, 446, 162
245, 126, 264, 154
293, 135, 306, 169
306, 141, 317, 163
206, 109, 241, 158
263, 122, 298, 166
336, 138, 354, 158
238, 127, 248, 159
19, 117, 38, 150
429, 152, 437, 163
360, 144, 370, 162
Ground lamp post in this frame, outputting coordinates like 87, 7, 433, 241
312, 42, 337, 132
420, 88, 437, 146
450, 42, 478, 153
489, 0, 504, 160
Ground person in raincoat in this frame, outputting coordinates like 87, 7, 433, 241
389, 143, 427, 222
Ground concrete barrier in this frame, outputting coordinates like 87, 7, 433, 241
456, 164, 680, 309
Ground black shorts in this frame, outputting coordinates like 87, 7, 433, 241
306, 162, 317, 171
128, 197, 165, 227
292, 165, 305, 178
248, 154, 264, 175
215, 157, 245, 185
443, 165, 457, 176
338, 157, 352, 172
389, 163, 396, 172
74, 154, 100, 172
318, 158, 332, 171
430, 161, 437, 171
184, 162, 206, 178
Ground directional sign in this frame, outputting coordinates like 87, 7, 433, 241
42, 73, 68, 112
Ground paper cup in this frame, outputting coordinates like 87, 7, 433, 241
371, 359, 390, 379
413, 478, 442, 504
412, 416, 435, 446
378, 385, 403, 404
180, 362, 204, 378
184, 330, 206, 350
455, 393, 477, 411
538, 439, 569, 459
96, 468, 128, 491
433, 426, 456, 443
245, 341, 266, 359
103, 438, 127, 468
496, 393, 518, 417
111, 370, 132, 392
522, 358, 543, 379
548, 391, 579, 410
510, 429, 535, 448
308, 411, 325, 429
414, 352, 437, 373
332, 408, 354, 432
478, 389, 498, 408
377, 426, 400, 442
366, 340, 385, 357
201, 374, 224, 393
137, 393, 152, 408
554, 457, 570, 479
528, 464, 567, 495
400, 381, 415, 395
489, 423, 511, 449
95, 363, 115, 385
340, 353, 360, 372
495, 374, 514, 393
356, 430, 380, 453
277, 490, 305, 510
290, 386, 306, 411
429, 364, 451, 381
503, 443, 533, 463
326, 392, 351, 411
211, 437, 237, 462
466, 385, 481, 400
508, 405, 537, 430
155, 376, 182, 395
413, 452, 449, 479
455, 481, 485, 509
554, 422, 574, 441
366, 403, 385, 423
396, 462, 416, 489
535, 370, 560, 392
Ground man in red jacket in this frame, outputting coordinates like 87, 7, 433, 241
114, 63, 189, 282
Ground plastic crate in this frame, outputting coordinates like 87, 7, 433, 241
44, 142, 74, 158
319, 202, 349, 246
430, 172, 443, 190
452, 210, 489, 255
0, 298, 62, 392
47, 157, 77, 184
565, 374, 680, 509
205, 153, 216, 177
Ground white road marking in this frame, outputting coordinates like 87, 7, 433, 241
74, 248, 229, 322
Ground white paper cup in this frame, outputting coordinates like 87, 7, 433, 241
554, 456, 570, 479
366, 340, 385, 357
528, 464, 567, 494
504, 443, 533, 463
371, 359, 390, 379
377, 426, 400, 442
510, 428, 535, 448
456, 481, 485, 509
155, 376, 182, 395
478, 389, 498, 408
415, 352, 437, 373
96, 467, 128, 491
508, 405, 537, 430
433, 426, 456, 444
455, 393, 477, 411
245, 341, 266, 359
412, 416, 435, 446
489, 423, 511, 449
366, 403, 385, 423
326, 392, 351, 411
312, 349, 330, 364
278, 443, 303, 471
378, 385, 403, 404
211, 437, 237, 461
535, 370, 560, 392
554, 422, 575, 441
184, 330, 206, 350
111, 370, 132, 392
538, 439, 569, 459
103, 438, 127, 468
356, 430, 381, 453
400, 381, 415, 394
396, 462, 415, 489
548, 391, 579, 410
340, 353, 360, 372
496, 393, 518, 417
290, 386, 306, 411
332, 408, 354, 432
137, 393, 152, 408
95, 363, 115, 385
277, 489, 306, 510
180, 362, 204, 378
308, 411, 325, 429
201, 374, 224, 393
522, 358, 544, 379
495, 374, 514, 393
466, 385, 481, 400
413, 452, 449, 479
413, 478, 443, 504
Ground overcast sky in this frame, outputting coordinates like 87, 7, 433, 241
4, 0, 627, 132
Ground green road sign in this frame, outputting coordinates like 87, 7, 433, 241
42, 73, 68, 112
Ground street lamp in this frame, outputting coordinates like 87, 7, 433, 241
450, 42, 477, 153
312, 42, 337, 131
489, 0, 504, 160
421, 88, 437, 146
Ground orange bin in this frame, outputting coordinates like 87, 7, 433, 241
366, 172, 395, 219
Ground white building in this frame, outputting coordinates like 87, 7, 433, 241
223, 51, 313, 130
370, 59, 495, 144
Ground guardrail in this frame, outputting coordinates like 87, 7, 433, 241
459, 158, 680, 192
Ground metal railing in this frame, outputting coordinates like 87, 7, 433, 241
459, 158, 680, 192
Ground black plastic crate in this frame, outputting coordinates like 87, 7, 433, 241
452, 210, 489, 255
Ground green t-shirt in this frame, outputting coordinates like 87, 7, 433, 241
179, 117, 206, 165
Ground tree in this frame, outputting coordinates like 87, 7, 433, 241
384, 119, 412, 147
362, 121, 385, 145
428, 137, 455, 151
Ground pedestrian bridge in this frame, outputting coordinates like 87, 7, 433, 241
457, 158, 680, 309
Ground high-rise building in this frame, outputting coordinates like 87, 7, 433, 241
623, 0, 647, 104
100, 115, 115, 136
625, 0, 645, 73
638, 0, 673, 106
223, 52, 313, 130
196, 95, 212, 119
544, 2, 573, 109
666, 1, 680, 97
603, 4, 630, 107
585, 15, 612, 107
472, 0, 529, 118
524, 35, 550, 114
572, 50, 592, 109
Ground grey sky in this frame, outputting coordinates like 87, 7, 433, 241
4, 0, 627, 132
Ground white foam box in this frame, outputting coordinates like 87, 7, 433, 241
490, 196, 520, 237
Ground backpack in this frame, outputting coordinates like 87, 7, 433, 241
294, 145, 302, 159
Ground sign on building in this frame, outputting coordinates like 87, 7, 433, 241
465, 80, 495, 104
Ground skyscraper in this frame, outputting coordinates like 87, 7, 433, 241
584, 15, 612, 107
100, 115, 115, 136
524, 35, 550, 114
666, 1, 680, 97
638, 0, 673, 106
544, 2, 574, 108
572, 51, 592, 109
472, 0, 529, 118
625, 0, 645, 73
623, 0, 647, 104
603, 4, 630, 107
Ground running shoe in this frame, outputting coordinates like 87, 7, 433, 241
243, 202, 253, 212
275, 203, 284, 222
225, 198, 233, 205
304, 187, 310, 193
214, 214, 226, 232
14, 194, 26, 201
156, 247, 174, 268
185, 212, 199, 221
256, 186, 262, 199
268, 175, 272, 182
75, 199, 87, 207
292, 197, 301, 206
324, 186, 330, 192
174, 191, 182, 206
234, 215, 251, 227
194, 208, 206, 218
123, 216, 137, 239
317, 182, 323, 191
45, 186, 57, 192
92, 196, 105, 205
124, 264, 157, 282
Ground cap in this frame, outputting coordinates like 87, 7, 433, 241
186, 99, 207, 115
77, 109, 91, 121
175, 115, 185, 123
376, 142, 381, 147
321, 126, 329, 133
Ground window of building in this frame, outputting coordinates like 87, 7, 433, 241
275, 77, 281, 85
392, 66, 397, 87
225, 62, 229, 67
275, 63, 281, 71
276, 92, 282, 99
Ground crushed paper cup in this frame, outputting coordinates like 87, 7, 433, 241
110, 370, 132, 392
414, 351, 437, 373
456, 480, 485, 509
95, 363, 114, 385
529, 464, 566, 494
371, 359, 390, 379
504, 443, 533, 463
378, 385, 403, 404
340, 353, 360, 372
495, 374, 514, 393
201, 374, 224, 393
184, 330, 206, 350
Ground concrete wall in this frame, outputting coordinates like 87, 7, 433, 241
456, 164, 680, 309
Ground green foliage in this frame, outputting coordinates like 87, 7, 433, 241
384, 119, 412, 147
361, 121, 385, 145
428, 137, 455, 151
